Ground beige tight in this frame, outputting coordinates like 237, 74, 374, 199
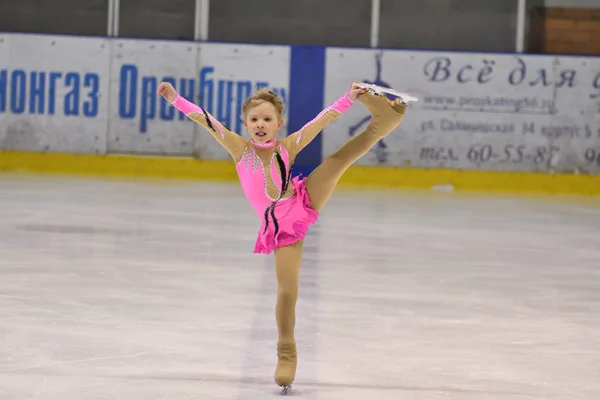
271, 93, 407, 387
273, 240, 303, 343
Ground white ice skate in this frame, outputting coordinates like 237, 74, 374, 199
357, 83, 419, 104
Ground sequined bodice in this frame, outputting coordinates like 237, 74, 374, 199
235, 142, 294, 216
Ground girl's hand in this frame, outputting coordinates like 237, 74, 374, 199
157, 82, 178, 103
349, 82, 368, 101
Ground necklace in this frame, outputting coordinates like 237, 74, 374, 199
250, 139, 277, 149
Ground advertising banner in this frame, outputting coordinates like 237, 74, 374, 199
324, 48, 600, 174
107, 40, 290, 159
0, 34, 111, 154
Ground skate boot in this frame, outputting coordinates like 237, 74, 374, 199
274, 341, 297, 394
357, 91, 408, 137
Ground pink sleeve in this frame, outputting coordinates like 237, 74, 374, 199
294, 89, 354, 144
170, 94, 225, 139
170, 94, 203, 115
329, 91, 354, 113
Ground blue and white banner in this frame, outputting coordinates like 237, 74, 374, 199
324, 48, 600, 174
0, 34, 111, 154
107, 39, 199, 156
108, 40, 290, 159
0, 34, 291, 160
1, 33, 599, 174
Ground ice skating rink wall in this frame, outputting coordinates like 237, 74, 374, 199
1, 33, 600, 195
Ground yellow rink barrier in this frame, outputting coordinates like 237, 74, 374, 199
1, 150, 599, 196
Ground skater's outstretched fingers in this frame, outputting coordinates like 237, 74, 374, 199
349, 82, 367, 100
157, 82, 177, 103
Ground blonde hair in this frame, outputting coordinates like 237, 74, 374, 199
242, 88, 285, 119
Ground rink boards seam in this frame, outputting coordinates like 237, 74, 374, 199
1, 150, 599, 196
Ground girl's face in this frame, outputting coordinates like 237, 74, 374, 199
244, 101, 283, 144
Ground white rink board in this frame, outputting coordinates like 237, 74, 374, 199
107, 39, 200, 156
0, 34, 10, 147
324, 48, 600, 174
0, 34, 111, 154
107, 40, 290, 159
0, 34, 290, 160
3, 33, 599, 173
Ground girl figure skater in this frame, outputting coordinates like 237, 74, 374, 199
158, 81, 408, 393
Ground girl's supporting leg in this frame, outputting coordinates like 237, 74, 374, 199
305, 93, 407, 212
273, 239, 304, 387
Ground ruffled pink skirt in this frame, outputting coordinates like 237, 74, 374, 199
253, 176, 319, 254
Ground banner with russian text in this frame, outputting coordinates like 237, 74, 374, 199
324, 48, 600, 174
107, 40, 290, 159
0, 34, 111, 154
0, 34, 290, 160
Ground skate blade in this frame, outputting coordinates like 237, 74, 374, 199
358, 83, 419, 103
280, 384, 292, 394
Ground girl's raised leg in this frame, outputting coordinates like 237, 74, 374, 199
305, 93, 407, 212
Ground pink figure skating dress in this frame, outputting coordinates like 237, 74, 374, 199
169, 89, 354, 254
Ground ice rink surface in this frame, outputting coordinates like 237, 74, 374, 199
1, 174, 599, 400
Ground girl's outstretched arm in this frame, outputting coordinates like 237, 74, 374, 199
282, 83, 365, 158
159, 82, 247, 162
